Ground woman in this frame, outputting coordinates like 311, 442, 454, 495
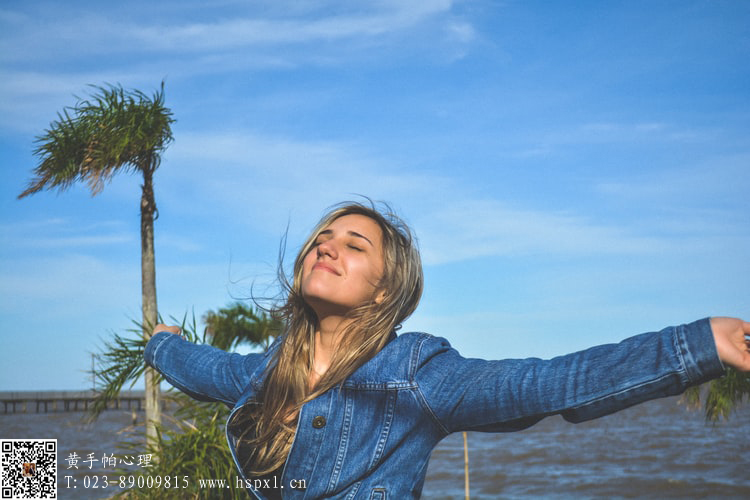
146, 201, 750, 499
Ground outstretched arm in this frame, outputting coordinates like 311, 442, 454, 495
416, 318, 726, 434
711, 317, 750, 372
145, 324, 268, 406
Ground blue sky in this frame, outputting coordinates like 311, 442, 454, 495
1, 0, 748, 390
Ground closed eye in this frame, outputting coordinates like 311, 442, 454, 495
348, 244, 363, 251
311, 236, 327, 248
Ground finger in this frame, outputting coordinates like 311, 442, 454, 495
152, 324, 181, 335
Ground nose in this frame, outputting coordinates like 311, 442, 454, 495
316, 238, 338, 259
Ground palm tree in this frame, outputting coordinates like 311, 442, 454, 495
91, 305, 282, 498
19, 82, 175, 444
203, 302, 283, 351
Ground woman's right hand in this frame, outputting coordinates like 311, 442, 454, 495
710, 317, 750, 372
153, 324, 182, 336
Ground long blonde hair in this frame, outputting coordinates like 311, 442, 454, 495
237, 201, 423, 475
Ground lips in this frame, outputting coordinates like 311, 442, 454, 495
312, 262, 340, 275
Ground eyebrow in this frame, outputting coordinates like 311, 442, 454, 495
318, 229, 375, 247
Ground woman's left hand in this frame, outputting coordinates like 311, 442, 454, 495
710, 317, 750, 372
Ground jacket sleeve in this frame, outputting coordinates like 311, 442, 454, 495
414, 318, 725, 434
144, 331, 268, 406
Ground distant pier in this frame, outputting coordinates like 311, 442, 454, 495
0, 390, 145, 414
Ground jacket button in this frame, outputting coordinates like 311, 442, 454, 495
312, 416, 326, 428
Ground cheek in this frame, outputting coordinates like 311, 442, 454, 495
301, 250, 316, 273
299, 253, 317, 289
359, 261, 384, 291
369, 254, 385, 284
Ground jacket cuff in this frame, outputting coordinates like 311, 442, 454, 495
675, 317, 725, 385
144, 331, 176, 367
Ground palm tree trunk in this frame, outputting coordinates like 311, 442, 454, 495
463, 431, 470, 500
141, 167, 160, 444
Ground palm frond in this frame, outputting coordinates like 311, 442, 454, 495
88, 313, 199, 422
681, 367, 750, 422
203, 302, 283, 351
87, 319, 150, 422
20, 109, 90, 197
111, 393, 239, 499
91, 307, 248, 499
19, 81, 174, 199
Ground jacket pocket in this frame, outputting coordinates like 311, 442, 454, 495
370, 488, 386, 500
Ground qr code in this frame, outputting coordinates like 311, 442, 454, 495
1, 440, 57, 499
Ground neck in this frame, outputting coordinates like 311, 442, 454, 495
310, 313, 350, 386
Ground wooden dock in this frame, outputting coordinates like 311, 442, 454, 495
0, 390, 145, 414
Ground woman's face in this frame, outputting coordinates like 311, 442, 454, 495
301, 214, 385, 319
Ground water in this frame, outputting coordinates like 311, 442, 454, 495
423, 396, 750, 499
2, 396, 748, 499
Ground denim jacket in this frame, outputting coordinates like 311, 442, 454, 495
144, 318, 723, 499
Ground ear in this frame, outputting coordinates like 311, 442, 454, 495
374, 288, 387, 305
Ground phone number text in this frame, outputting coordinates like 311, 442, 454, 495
63, 475, 190, 489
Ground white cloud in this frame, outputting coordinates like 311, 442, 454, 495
0, 1, 474, 134
413, 199, 672, 265
595, 153, 750, 208
19, 234, 133, 248
0, 70, 173, 135
11, 120, 743, 275
127, 2, 452, 52
1, 218, 135, 249
0, 254, 139, 316
157, 129, 693, 266
1, 1, 461, 60
548, 121, 713, 147
158, 130, 447, 233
